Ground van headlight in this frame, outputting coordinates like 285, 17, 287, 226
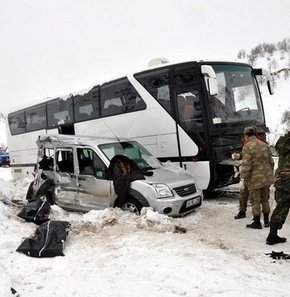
152, 184, 173, 198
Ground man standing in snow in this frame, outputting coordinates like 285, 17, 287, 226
266, 131, 290, 245
233, 126, 257, 219
240, 126, 274, 229
233, 126, 264, 220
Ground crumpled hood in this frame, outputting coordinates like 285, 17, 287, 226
143, 167, 196, 189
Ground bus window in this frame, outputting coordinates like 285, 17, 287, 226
177, 90, 206, 152
26, 104, 47, 132
8, 111, 26, 135
47, 97, 74, 127
173, 65, 204, 128
135, 69, 172, 115
177, 91, 202, 123
74, 86, 100, 122
100, 78, 145, 117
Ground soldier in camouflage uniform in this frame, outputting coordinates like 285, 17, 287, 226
240, 127, 274, 229
233, 126, 258, 220
266, 131, 290, 245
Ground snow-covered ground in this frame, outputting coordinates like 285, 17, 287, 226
1, 167, 290, 297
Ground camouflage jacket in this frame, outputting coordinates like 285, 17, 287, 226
240, 136, 274, 190
274, 131, 290, 191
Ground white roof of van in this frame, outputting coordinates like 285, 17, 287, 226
36, 134, 130, 148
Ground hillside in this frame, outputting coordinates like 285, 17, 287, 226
236, 37, 290, 144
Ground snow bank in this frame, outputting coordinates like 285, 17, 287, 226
1, 169, 290, 297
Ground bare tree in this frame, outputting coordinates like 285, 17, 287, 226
237, 49, 246, 59
281, 108, 290, 132
263, 42, 276, 55
284, 69, 289, 80
278, 38, 290, 53
247, 54, 257, 66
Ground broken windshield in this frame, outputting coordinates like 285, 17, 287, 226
99, 141, 161, 171
209, 64, 264, 125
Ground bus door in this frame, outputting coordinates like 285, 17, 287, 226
175, 87, 206, 158
174, 87, 211, 190
75, 147, 113, 210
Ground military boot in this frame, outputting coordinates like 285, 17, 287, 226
234, 211, 246, 219
266, 224, 287, 245
263, 213, 269, 228
246, 215, 262, 229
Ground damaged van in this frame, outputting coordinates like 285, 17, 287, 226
28, 134, 202, 216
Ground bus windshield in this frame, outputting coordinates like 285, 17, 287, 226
209, 64, 264, 125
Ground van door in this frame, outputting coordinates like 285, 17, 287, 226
76, 147, 114, 210
54, 148, 78, 209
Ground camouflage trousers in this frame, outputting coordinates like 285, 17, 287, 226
250, 186, 270, 216
239, 185, 250, 212
270, 188, 290, 229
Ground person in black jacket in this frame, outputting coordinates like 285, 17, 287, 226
106, 155, 145, 206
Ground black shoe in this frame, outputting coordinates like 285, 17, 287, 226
263, 213, 269, 228
246, 221, 262, 229
234, 211, 246, 219
266, 234, 287, 245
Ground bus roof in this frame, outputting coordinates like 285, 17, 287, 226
8, 59, 252, 114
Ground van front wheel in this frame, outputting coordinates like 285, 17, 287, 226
121, 198, 142, 215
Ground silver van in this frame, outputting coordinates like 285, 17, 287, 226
29, 134, 203, 217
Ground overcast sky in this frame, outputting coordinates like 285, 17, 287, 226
0, 0, 289, 113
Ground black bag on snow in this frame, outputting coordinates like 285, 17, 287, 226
17, 197, 50, 225
16, 220, 70, 257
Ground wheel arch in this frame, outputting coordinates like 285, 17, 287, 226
113, 189, 150, 208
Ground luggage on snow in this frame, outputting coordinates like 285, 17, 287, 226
16, 220, 70, 257
17, 197, 50, 225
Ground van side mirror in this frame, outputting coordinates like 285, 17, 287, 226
201, 65, 218, 96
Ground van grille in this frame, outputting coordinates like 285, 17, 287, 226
174, 183, 196, 197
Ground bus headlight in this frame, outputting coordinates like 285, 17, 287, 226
152, 184, 173, 198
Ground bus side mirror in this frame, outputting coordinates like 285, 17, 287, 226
201, 65, 218, 96
208, 77, 218, 96
267, 80, 274, 95
254, 68, 274, 95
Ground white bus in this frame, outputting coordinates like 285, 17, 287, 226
6, 59, 273, 190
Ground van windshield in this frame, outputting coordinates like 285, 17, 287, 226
99, 141, 161, 171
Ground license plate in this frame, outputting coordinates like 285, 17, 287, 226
186, 197, 200, 208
